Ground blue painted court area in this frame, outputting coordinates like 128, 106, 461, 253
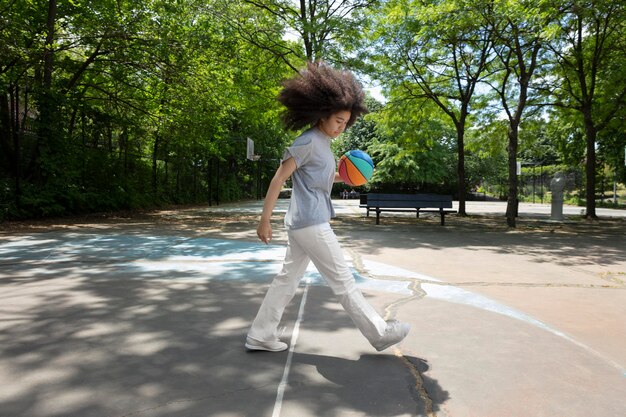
0, 231, 596, 334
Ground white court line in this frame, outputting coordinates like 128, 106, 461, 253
272, 278, 310, 417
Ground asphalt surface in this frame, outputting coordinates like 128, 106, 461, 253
0, 200, 624, 417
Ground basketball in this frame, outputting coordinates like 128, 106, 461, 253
338, 150, 374, 186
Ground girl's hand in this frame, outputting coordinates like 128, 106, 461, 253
257, 219, 272, 244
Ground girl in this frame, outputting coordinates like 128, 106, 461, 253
246, 62, 410, 352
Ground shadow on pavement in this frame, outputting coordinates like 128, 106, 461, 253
330, 215, 626, 270
287, 352, 449, 416
0, 230, 445, 417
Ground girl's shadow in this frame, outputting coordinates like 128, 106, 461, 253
289, 352, 449, 417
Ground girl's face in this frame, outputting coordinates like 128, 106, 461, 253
318, 110, 351, 138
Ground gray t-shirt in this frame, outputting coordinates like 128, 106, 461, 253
282, 127, 336, 230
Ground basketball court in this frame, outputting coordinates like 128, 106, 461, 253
1, 199, 625, 417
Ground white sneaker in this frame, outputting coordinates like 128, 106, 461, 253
245, 336, 288, 352
372, 320, 410, 351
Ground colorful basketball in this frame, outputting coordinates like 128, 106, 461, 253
338, 150, 374, 186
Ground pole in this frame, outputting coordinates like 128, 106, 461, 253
257, 160, 261, 200
614, 170, 618, 204
216, 159, 220, 206
539, 163, 543, 204
207, 158, 212, 206
533, 165, 537, 204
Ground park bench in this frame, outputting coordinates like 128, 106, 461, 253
360, 193, 456, 225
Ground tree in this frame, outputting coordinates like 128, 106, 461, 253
0, 0, 294, 219
483, 0, 551, 226
234, 0, 374, 67
364, 0, 496, 214
366, 93, 456, 190
0, 0, 51, 206
546, 0, 626, 218
465, 119, 509, 195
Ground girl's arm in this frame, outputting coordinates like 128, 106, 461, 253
257, 157, 297, 244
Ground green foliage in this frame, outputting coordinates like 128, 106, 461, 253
0, 0, 294, 220
542, 0, 626, 216
364, 96, 457, 192
465, 120, 508, 190
1, 0, 625, 222
355, 0, 625, 215
518, 118, 561, 166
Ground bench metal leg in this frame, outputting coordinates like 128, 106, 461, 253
376, 209, 381, 225
440, 209, 445, 226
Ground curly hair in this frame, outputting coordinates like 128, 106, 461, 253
278, 62, 368, 131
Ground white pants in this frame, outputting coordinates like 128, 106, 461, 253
247, 222, 387, 345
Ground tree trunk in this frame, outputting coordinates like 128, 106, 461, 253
583, 112, 597, 218
456, 121, 466, 216
42, 0, 56, 93
216, 159, 220, 205
193, 155, 197, 201
2, 86, 21, 206
506, 122, 520, 227
1, 90, 13, 155
14, 86, 21, 206
208, 158, 213, 206
36, 0, 58, 182
120, 128, 128, 178
152, 135, 160, 198
175, 155, 181, 199
299, 0, 313, 60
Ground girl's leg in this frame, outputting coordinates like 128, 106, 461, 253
289, 223, 388, 344
247, 233, 310, 342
